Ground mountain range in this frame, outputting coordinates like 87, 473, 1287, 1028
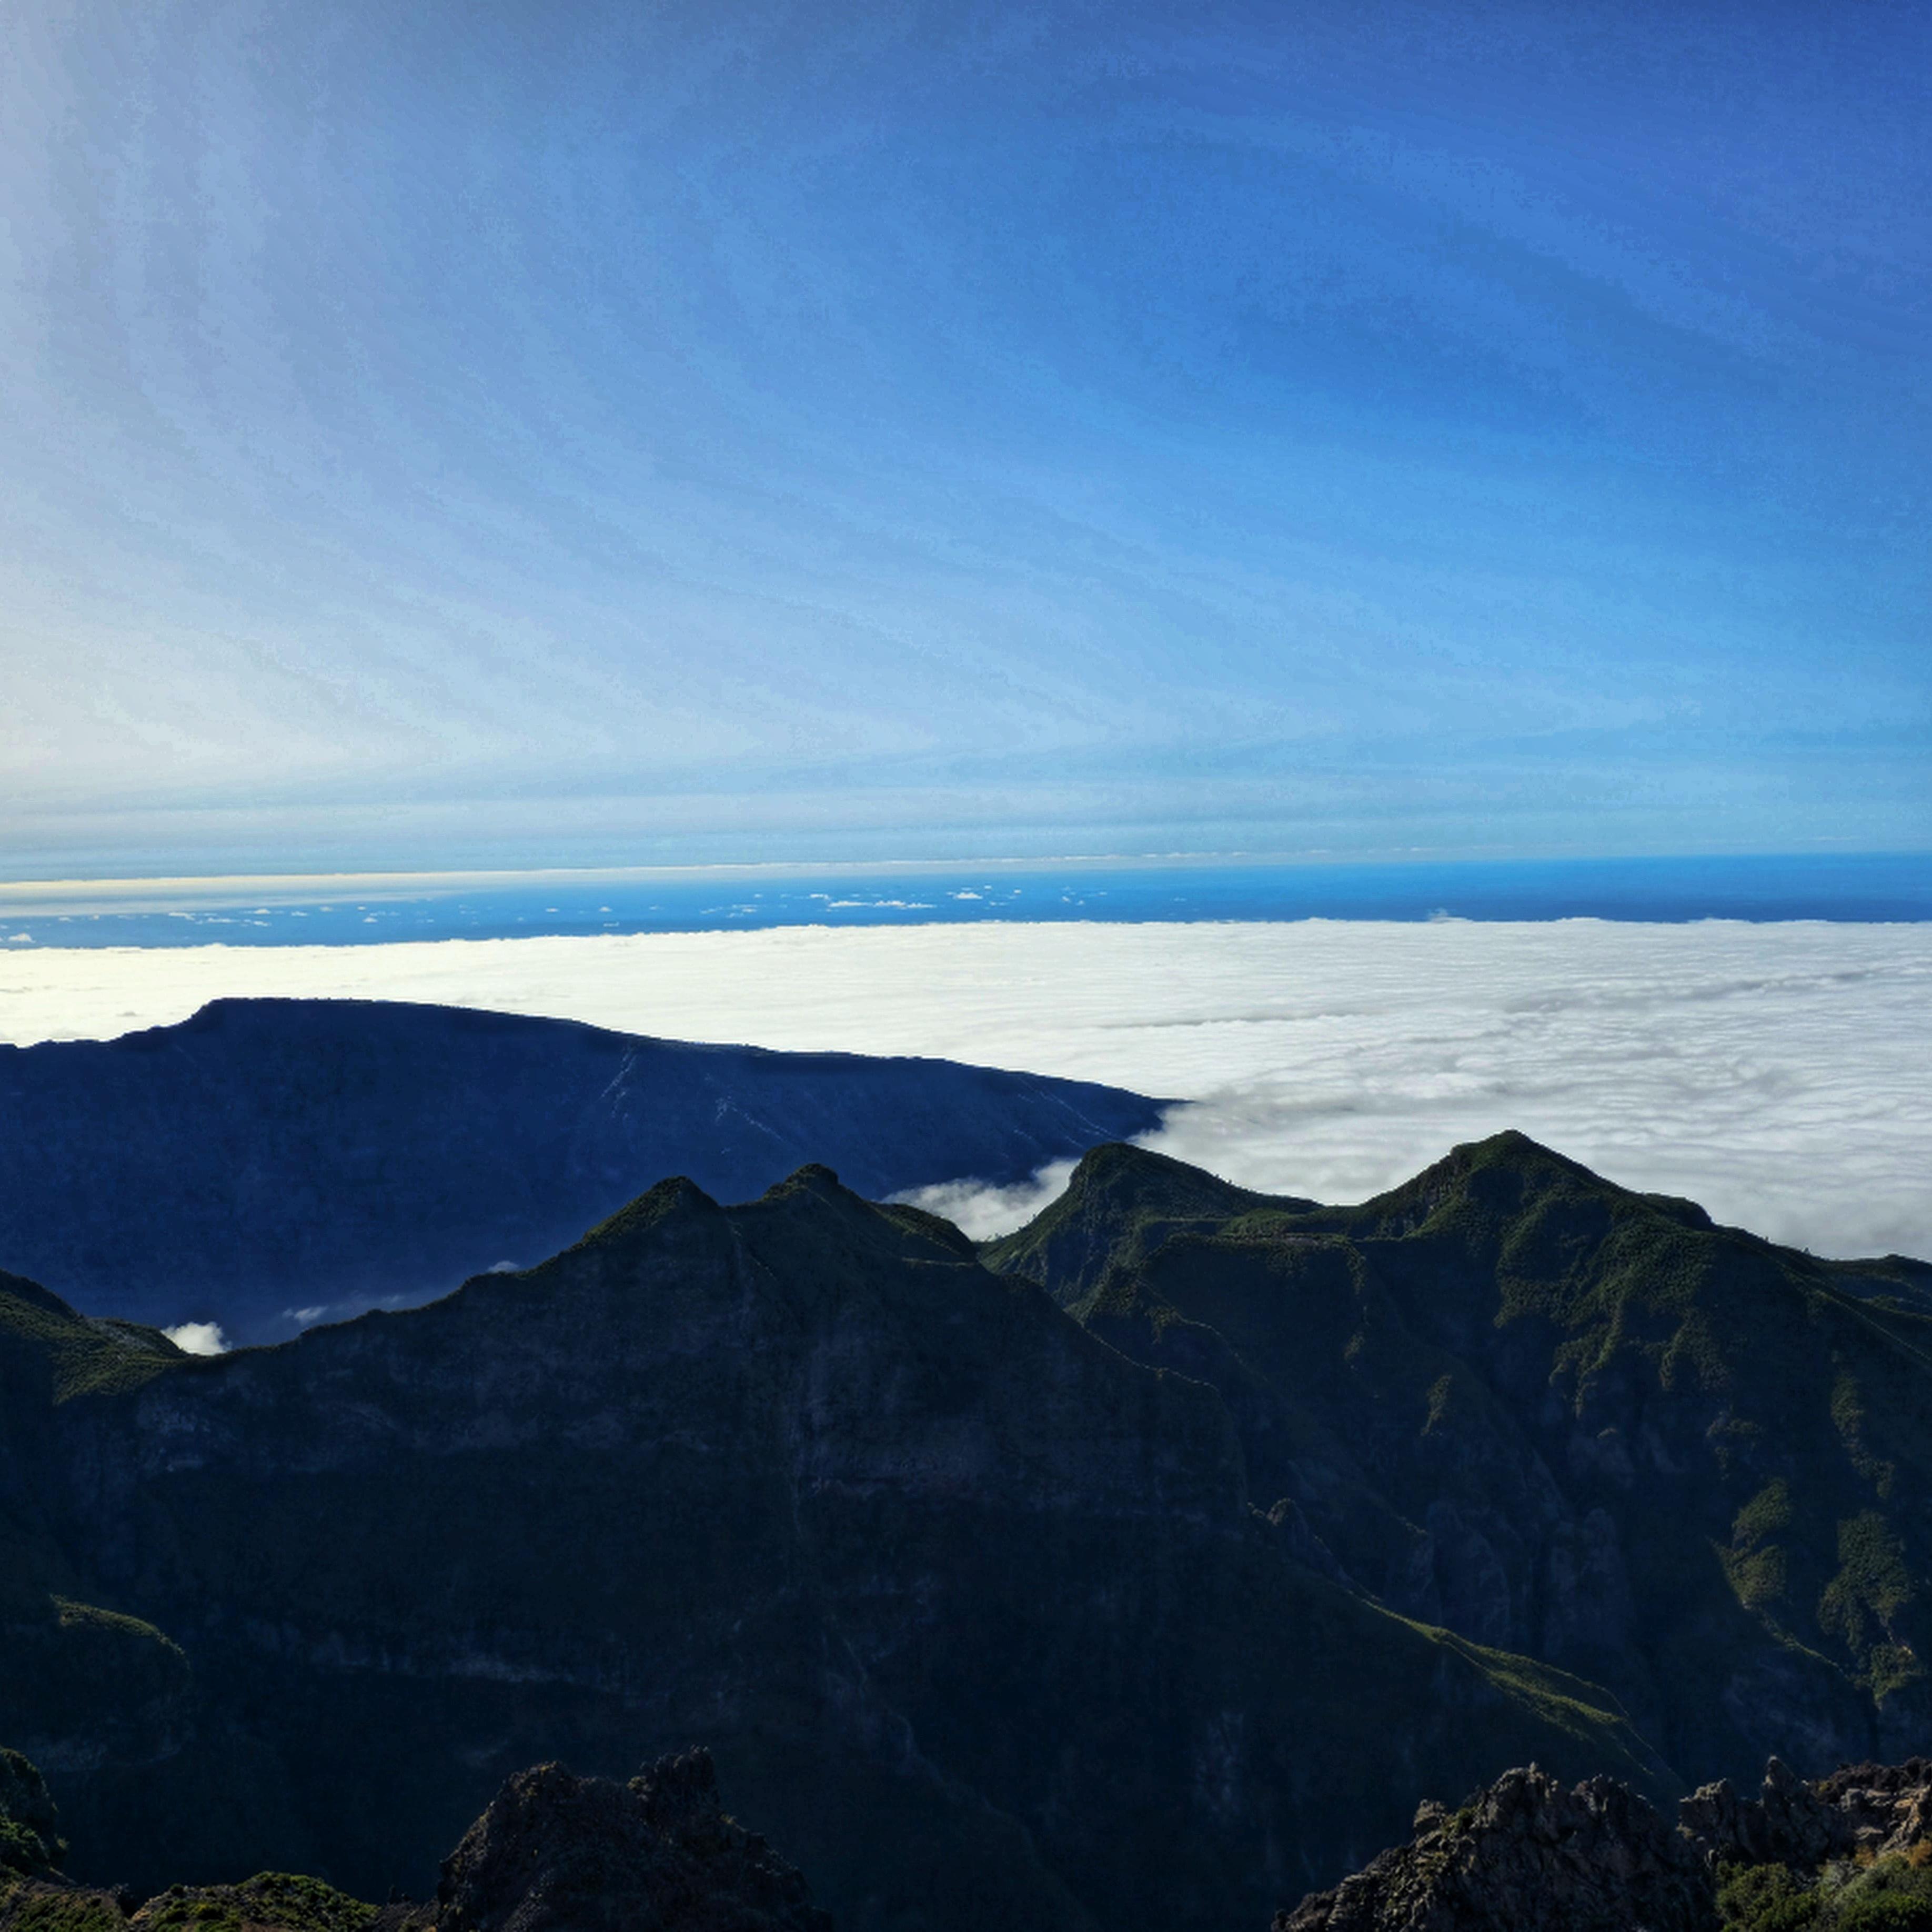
4, 1095, 1929, 1929
985, 1135, 1932, 1782
0, 1000, 1163, 1342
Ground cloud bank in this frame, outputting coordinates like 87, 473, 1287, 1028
5, 919, 1929, 1262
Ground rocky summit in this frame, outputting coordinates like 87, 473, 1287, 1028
418, 1748, 830, 1932
1275, 1764, 1713, 1932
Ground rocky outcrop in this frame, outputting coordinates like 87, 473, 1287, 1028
2, 1754, 823, 1932
1680, 1755, 1932, 1868
1274, 1765, 1710, 1932
1276, 1757, 1932, 1932
421, 1749, 830, 1932
1815, 1758, 1932, 1856
1678, 1756, 1853, 1869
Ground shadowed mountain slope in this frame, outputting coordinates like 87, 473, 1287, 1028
0, 998, 1164, 1342
0, 1276, 193, 1789
984, 1132, 1932, 1788
4, 1166, 1664, 1932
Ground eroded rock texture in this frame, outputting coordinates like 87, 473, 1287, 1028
1274, 1765, 1710, 1932
1276, 1757, 1932, 1932
1682, 1755, 1932, 1869
422, 1749, 831, 1932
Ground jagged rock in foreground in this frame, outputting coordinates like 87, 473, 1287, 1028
1682, 1754, 1932, 1869
0, 1750, 825, 1932
419, 1748, 830, 1932
1274, 1765, 1710, 1932
1813, 1757, 1932, 1857
1276, 1757, 1932, 1932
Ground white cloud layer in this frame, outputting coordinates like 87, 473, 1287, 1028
4, 919, 1930, 1261
162, 1321, 229, 1356
890, 1161, 1081, 1242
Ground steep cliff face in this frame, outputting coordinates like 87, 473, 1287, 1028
0, 1280, 194, 1784
0, 998, 1165, 1341
12, 1168, 1662, 1932
985, 1133, 1932, 1786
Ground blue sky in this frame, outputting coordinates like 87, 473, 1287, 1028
3, 0, 1927, 874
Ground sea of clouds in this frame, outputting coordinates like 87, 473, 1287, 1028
4, 919, 1929, 1261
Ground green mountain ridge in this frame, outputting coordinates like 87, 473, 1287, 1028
0, 1276, 193, 1785
2, 1148, 1674, 1932
1, 1131, 1927, 1928
985, 1131, 1932, 1782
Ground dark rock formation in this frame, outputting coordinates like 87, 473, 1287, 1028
1277, 1756, 1932, 1932
424, 1749, 830, 1932
1681, 1756, 1932, 1869
0, 998, 1165, 1341
1680, 1757, 1853, 1870
1814, 1758, 1932, 1856
1275, 1765, 1712, 1932
0, 1753, 823, 1932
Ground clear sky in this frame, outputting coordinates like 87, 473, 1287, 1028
4, 0, 1928, 875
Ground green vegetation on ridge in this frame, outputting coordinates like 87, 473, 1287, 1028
4, 1131, 1929, 1932
985, 1131, 1932, 1782
0, 1154, 1673, 1932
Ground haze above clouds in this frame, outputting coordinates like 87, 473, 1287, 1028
6, 919, 1928, 1261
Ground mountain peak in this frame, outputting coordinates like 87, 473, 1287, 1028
1045, 1141, 1297, 1223
983, 1141, 1310, 1305
766, 1162, 844, 1196
566, 1174, 723, 1261
1342, 1130, 1628, 1236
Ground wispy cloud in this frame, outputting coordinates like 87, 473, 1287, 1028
6, 919, 1930, 1260
2, 3, 1927, 869
162, 1321, 228, 1356
891, 1161, 1078, 1241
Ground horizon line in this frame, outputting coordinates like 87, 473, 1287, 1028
2, 843, 1926, 908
